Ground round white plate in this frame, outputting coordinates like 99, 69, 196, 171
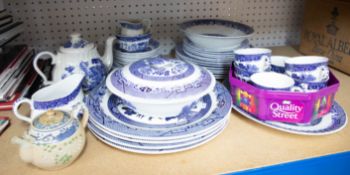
88, 119, 228, 150
90, 120, 229, 154
232, 102, 347, 135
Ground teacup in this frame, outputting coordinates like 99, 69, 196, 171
285, 56, 329, 92
13, 74, 85, 123
233, 48, 271, 80
117, 19, 151, 37
250, 72, 303, 92
271, 56, 289, 73
116, 32, 151, 52
233, 66, 254, 82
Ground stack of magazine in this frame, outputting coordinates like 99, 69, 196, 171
0, 9, 48, 111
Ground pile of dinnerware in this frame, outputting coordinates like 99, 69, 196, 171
176, 19, 254, 79
85, 57, 232, 154
113, 19, 160, 67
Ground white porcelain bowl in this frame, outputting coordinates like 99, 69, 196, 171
179, 19, 254, 49
106, 57, 216, 118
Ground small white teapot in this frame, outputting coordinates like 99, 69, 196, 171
33, 33, 115, 91
12, 108, 88, 170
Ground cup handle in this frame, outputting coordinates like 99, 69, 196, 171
142, 19, 151, 32
290, 86, 304, 92
33, 51, 57, 85
13, 98, 33, 124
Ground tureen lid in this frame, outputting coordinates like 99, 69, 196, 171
106, 57, 215, 103
32, 110, 72, 130
59, 33, 94, 53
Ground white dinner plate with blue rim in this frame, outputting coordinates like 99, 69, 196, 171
85, 82, 232, 140
88, 119, 228, 150
232, 102, 347, 135
89, 120, 228, 154
104, 86, 217, 130
88, 112, 227, 144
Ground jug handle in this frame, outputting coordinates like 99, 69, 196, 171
142, 19, 152, 32
72, 104, 89, 128
80, 105, 89, 128
13, 98, 33, 124
33, 51, 57, 85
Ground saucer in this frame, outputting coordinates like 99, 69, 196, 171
232, 102, 347, 135
88, 119, 227, 150
89, 120, 228, 154
105, 89, 216, 128
85, 82, 232, 140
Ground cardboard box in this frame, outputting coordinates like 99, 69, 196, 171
299, 0, 350, 75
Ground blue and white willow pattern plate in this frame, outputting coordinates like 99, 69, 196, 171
85, 82, 232, 140
232, 102, 347, 135
105, 91, 216, 129
88, 119, 227, 150
89, 121, 228, 154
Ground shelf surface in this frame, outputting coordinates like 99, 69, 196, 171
1, 46, 350, 174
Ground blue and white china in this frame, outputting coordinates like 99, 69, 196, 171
116, 32, 151, 52
271, 56, 289, 73
285, 56, 329, 92
88, 121, 227, 154
113, 39, 161, 67
117, 19, 151, 37
106, 90, 216, 127
33, 33, 115, 91
176, 43, 250, 80
232, 101, 347, 135
88, 119, 226, 150
85, 82, 231, 140
11, 108, 88, 170
106, 57, 216, 118
179, 19, 254, 49
233, 67, 254, 82
13, 74, 85, 123
250, 72, 303, 92
296, 81, 328, 92
233, 48, 271, 79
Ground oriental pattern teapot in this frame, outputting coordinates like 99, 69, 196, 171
33, 33, 115, 91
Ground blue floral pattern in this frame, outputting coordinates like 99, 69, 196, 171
129, 57, 195, 81
79, 58, 107, 91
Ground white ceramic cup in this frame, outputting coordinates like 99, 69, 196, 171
233, 48, 271, 81
250, 72, 303, 92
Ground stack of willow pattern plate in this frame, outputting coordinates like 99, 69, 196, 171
113, 39, 161, 68
85, 81, 232, 154
177, 19, 254, 80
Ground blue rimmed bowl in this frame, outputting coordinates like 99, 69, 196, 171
179, 19, 254, 49
116, 32, 151, 52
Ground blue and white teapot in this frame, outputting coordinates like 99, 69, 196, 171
33, 33, 115, 91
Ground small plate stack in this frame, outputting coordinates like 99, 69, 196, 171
85, 57, 232, 154
113, 39, 161, 67
176, 19, 254, 79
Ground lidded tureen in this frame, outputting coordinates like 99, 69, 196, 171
106, 57, 216, 118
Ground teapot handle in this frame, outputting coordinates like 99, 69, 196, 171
72, 104, 89, 128
33, 51, 57, 85
13, 98, 34, 124
80, 105, 89, 128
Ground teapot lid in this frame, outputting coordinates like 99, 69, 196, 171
32, 110, 71, 130
59, 33, 94, 53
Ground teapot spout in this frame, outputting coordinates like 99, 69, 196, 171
102, 36, 116, 72
12, 136, 33, 163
